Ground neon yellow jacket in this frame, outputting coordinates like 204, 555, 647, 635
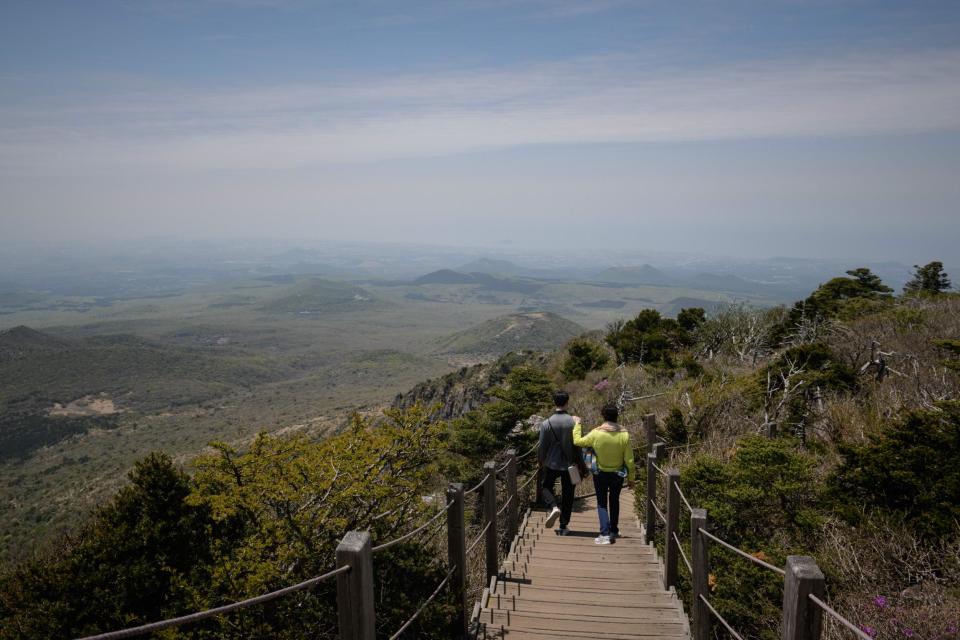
573, 422, 636, 481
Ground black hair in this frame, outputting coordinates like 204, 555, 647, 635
601, 404, 619, 423
553, 390, 569, 407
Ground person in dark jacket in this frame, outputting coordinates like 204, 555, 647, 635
539, 390, 576, 535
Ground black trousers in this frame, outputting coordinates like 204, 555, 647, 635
541, 467, 575, 528
593, 471, 624, 536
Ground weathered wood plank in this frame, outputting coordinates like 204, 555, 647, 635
473, 491, 691, 640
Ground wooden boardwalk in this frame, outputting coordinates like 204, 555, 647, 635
471, 488, 691, 640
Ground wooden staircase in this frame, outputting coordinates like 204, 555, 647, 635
470, 489, 691, 639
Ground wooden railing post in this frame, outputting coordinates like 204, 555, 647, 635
644, 413, 658, 453
782, 556, 825, 640
664, 468, 680, 591
505, 450, 518, 542
447, 483, 467, 638
691, 508, 710, 640
645, 451, 657, 544
336, 531, 375, 640
645, 442, 665, 545
483, 461, 498, 581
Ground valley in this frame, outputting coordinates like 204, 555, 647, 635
0, 243, 910, 563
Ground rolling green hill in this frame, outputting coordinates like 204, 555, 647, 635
594, 264, 674, 286
0, 325, 76, 359
259, 278, 385, 314
435, 311, 584, 357
0, 326, 286, 463
413, 270, 544, 294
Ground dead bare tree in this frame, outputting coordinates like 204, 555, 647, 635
612, 362, 665, 409
784, 301, 837, 347
858, 340, 906, 381
762, 356, 805, 437
695, 302, 776, 364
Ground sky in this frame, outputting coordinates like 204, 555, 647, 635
1, 0, 959, 264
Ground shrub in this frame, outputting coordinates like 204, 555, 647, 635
0, 453, 214, 639
682, 437, 821, 640
605, 308, 700, 367
829, 401, 960, 540
664, 407, 688, 444
933, 338, 960, 371
561, 338, 609, 381
0, 407, 456, 640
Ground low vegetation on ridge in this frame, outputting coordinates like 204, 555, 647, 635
1, 262, 958, 639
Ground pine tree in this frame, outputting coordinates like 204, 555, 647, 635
903, 261, 951, 295
844, 268, 893, 295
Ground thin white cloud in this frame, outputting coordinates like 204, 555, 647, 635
2, 48, 960, 174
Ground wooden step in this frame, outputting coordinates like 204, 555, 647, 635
485, 596, 683, 620
508, 548, 657, 563
476, 609, 688, 636
490, 583, 677, 606
500, 561, 663, 578
470, 493, 689, 640
475, 629, 688, 640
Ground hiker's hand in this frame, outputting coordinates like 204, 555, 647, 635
572, 415, 581, 424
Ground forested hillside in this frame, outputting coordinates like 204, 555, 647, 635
1, 263, 957, 640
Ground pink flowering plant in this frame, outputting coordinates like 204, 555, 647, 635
839, 592, 960, 640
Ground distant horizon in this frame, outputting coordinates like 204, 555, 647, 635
1, 234, 955, 274
3, 2, 959, 266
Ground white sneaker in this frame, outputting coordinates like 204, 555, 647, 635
594, 535, 611, 545
544, 506, 561, 528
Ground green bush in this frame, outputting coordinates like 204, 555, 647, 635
684, 436, 821, 545
770, 268, 894, 344
447, 365, 550, 479
829, 401, 960, 539
560, 338, 610, 381
682, 436, 821, 640
605, 308, 701, 368
0, 407, 457, 640
0, 453, 214, 639
664, 407, 688, 445
934, 338, 960, 371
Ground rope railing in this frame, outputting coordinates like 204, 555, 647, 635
75, 436, 541, 640
638, 410, 845, 640
809, 594, 874, 640
464, 473, 490, 495
466, 521, 491, 556
387, 565, 456, 640
651, 499, 666, 524
699, 529, 786, 576
699, 594, 747, 640
518, 472, 537, 492
82, 410, 860, 640
496, 494, 515, 517
419, 516, 449, 546
673, 532, 693, 574
372, 500, 454, 553
675, 482, 693, 513
516, 442, 539, 459
75, 564, 351, 640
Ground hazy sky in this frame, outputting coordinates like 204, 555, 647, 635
2, 1, 959, 263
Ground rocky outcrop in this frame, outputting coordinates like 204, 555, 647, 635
393, 351, 548, 420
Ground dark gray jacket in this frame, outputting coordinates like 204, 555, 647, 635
539, 411, 575, 471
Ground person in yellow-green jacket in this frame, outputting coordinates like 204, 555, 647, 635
573, 404, 635, 545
